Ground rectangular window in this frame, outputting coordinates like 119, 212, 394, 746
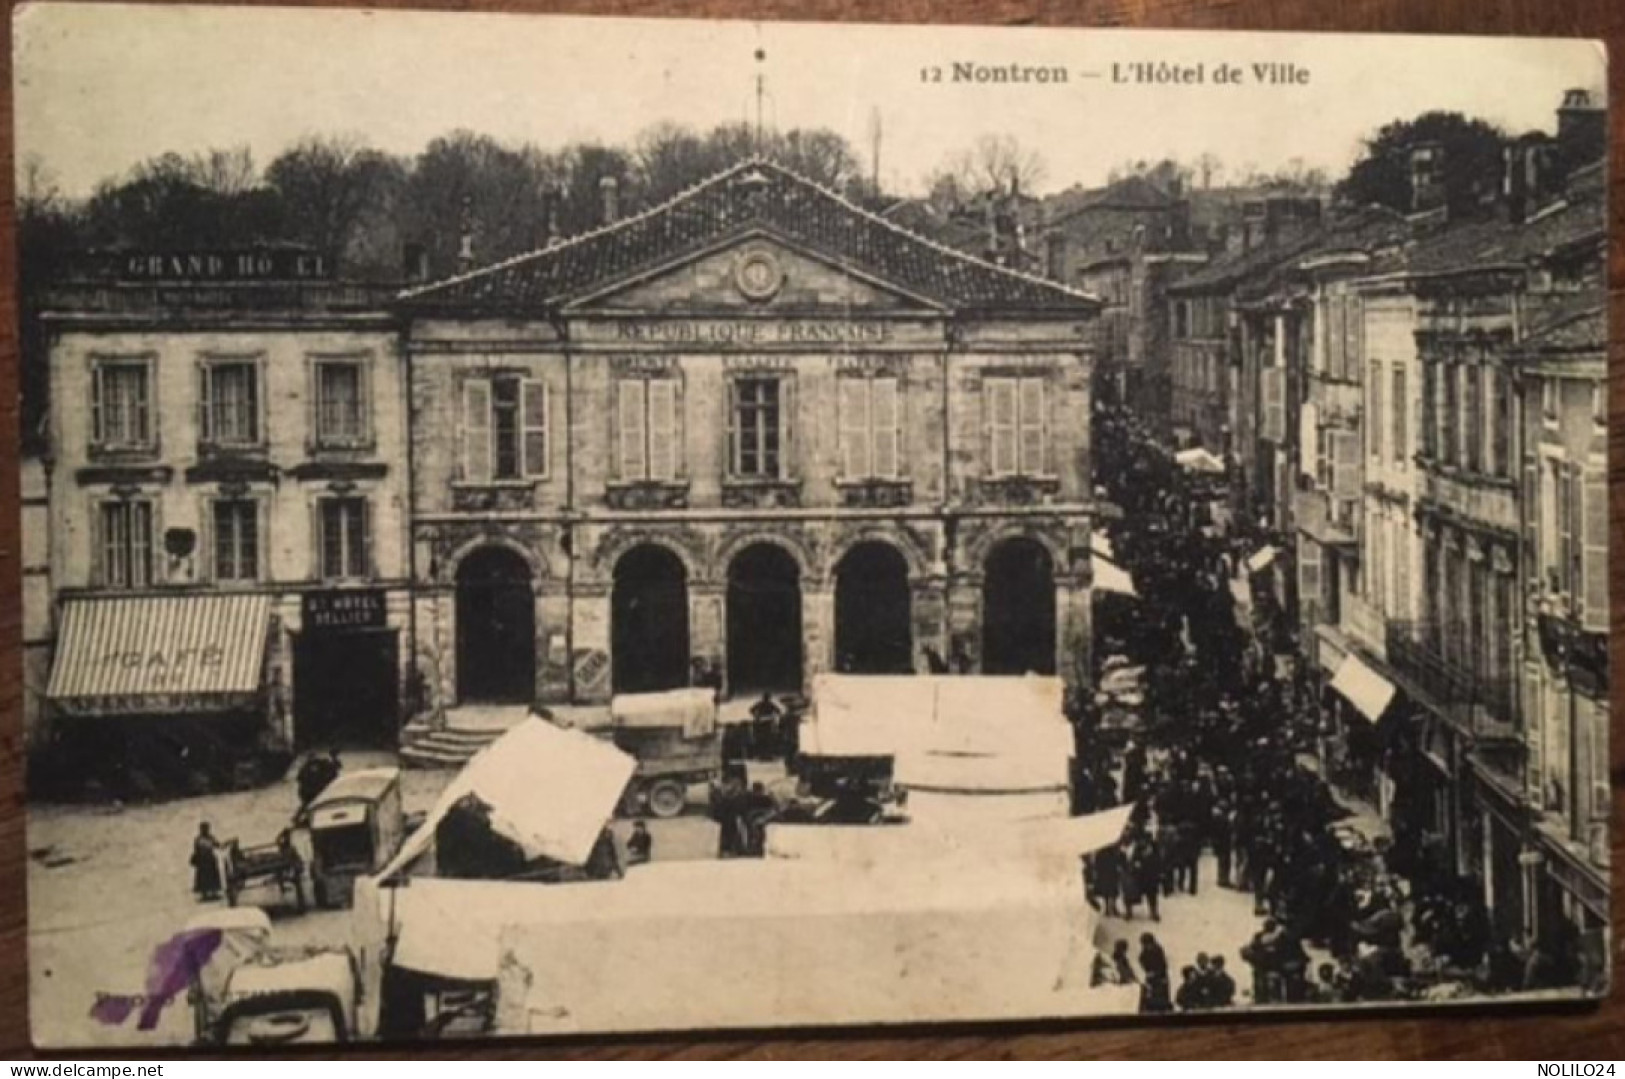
984, 376, 1047, 477
838, 375, 901, 480
213, 499, 260, 582
1542, 378, 1560, 428
98, 500, 153, 589
1463, 365, 1482, 472
318, 497, 369, 581
1449, 362, 1462, 468
1489, 368, 1511, 478
617, 378, 679, 482
199, 360, 259, 447
1553, 460, 1574, 594
314, 360, 369, 447
730, 377, 784, 479
91, 360, 153, 450
461, 376, 547, 482
1489, 570, 1513, 684
1421, 363, 1436, 459
1391, 366, 1407, 465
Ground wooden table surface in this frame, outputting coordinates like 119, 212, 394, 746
0, 0, 1620, 1060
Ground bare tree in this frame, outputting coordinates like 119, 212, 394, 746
929, 134, 1048, 199
267, 134, 403, 258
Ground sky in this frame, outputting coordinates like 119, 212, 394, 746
14, 3, 1608, 200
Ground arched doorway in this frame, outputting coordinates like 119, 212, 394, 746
456, 546, 535, 703
612, 545, 690, 694
834, 541, 913, 674
726, 543, 802, 694
982, 537, 1057, 675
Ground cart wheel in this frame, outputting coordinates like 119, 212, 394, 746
647, 779, 687, 819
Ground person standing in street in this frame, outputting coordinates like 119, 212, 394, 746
627, 820, 653, 866
190, 821, 223, 902
1138, 932, 1171, 1014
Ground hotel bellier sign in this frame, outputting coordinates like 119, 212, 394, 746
302, 589, 388, 631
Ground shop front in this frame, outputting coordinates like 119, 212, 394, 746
41, 593, 277, 796
294, 588, 402, 749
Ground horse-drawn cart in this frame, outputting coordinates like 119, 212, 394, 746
223, 829, 307, 913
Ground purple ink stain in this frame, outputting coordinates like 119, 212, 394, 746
89, 928, 223, 1030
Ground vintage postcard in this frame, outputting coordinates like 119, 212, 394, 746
14, 3, 1609, 1048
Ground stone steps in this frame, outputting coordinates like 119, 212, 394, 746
398, 712, 516, 769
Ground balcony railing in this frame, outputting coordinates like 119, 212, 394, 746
1385, 619, 1519, 740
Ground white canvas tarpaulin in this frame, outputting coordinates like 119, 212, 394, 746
1175, 446, 1226, 474
377, 718, 635, 880
610, 687, 717, 738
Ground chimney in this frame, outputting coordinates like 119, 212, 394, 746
1557, 87, 1605, 169
1409, 142, 1445, 215
542, 189, 562, 247
456, 194, 475, 273
599, 175, 620, 225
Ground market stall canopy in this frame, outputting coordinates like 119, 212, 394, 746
378, 718, 635, 879
609, 688, 716, 738
1329, 653, 1397, 723
1175, 447, 1227, 474
801, 674, 1072, 795
45, 594, 272, 716
1246, 545, 1279, 573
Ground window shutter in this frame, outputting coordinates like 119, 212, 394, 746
90, 365, 104, 445
361, 498, 376, 580
1522, 664, 1544, 802
778, 377, 794, 479
1522, 458, 1540, 581
1263, 368, 1284, 443
1559, 462, 1578, 596
647, 379, 676, 482
461, 379, 492, 483
1581, 459, 1608, 631
838, 377, 870, 479
198, 363, 212, 443
521, 379, 548, 478
310, 499, 323, 582
1018, 378, 1046, 475
872, 377, 900, 480
985, 378, 1014, 477
1299, 401, 1319, 480
1332, 429, 1360, 499
618, 379, 646, 480
1297, 536, 1322, 628
725, 380, 740, 477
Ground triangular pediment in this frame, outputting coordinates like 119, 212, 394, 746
564, 232, 943, 315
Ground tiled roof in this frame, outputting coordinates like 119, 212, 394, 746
402, 159, 1098, 315
1517, 299, 1606, 353
1235, 207, 1412, 302
1403, 164, 1605, 278
1050, 175, 1178, 221
1168, 229, 1324, 295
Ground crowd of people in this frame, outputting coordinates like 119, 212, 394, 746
1075, 401, 1531, 1012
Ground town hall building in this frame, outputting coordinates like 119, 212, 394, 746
401, 160, 1102, 711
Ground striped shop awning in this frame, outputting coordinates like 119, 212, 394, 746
46, 593, 273, 716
